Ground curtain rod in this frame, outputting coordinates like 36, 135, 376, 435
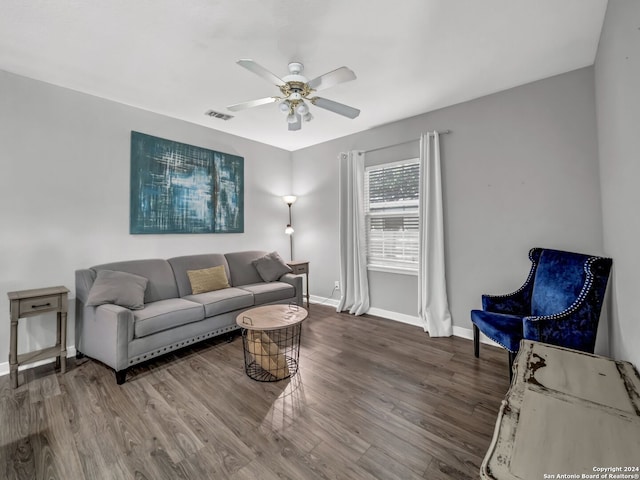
359, 130, 451, 155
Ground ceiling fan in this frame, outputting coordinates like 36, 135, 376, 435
227, 59, 360, 131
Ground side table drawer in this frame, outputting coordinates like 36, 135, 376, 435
19, 295, 60, 315
290, 264, 308, 274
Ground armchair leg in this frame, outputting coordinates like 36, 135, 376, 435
473, 324, 480, 358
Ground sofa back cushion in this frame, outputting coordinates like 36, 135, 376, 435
168, 254, 230, 296
225, 251, 268, 286
531, 249, 588, 317
91, 259, 178, 304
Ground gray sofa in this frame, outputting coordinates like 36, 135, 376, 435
75, 250, 302, 384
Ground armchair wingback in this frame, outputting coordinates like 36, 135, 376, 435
471, 248, 612, 377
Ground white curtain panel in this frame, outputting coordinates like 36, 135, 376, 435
337, 151, 370, 315
418, 132, 452, 336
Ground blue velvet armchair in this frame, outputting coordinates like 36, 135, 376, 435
471, 248, 612, 376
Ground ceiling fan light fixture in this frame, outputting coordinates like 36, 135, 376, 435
279, 101, 290, 113
296, 102, 309, 115
303, 112, 313, 122
286, 113, 297, 124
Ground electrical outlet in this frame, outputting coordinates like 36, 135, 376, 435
334, 281, 340, 290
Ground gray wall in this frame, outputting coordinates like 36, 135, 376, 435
0, 70, 292, 371
595, 0, 640, 368
292, 67, 605, 342
4, 42, 634, 373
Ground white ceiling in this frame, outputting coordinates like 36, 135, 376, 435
0, 0, 608, 151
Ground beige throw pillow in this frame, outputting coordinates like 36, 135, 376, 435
187, 265, 230, 294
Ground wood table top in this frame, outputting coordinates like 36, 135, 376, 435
236, 304, 308, 331
7, 285, 69, 300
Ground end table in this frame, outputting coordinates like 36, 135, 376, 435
287, 261, 309, 309
7, 285, 69, 388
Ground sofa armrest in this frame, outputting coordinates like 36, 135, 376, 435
76, 302, 133, 372
279, 273, 303, 306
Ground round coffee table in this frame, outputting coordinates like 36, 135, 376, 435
236, 304, 308, 382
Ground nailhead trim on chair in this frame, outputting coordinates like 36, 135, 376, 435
128, 325, 240, 365
526, 256, 606, 324
489, 335, 517, 353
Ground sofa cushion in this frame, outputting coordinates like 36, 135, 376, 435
92, 259, 178, 303
133, 298, 205, 338
225, 251, 268, 286
187, 265, 230, 294
252, 251, 292, 282
168, 254, 230, 297
239, 282, 295, 305
86, 270, 148, 310
184, 287, 254, 317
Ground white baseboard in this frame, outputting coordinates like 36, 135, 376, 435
0, 346, 77, 378
309, 295, 500, 347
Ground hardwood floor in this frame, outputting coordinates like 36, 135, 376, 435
0, 305, 511, 479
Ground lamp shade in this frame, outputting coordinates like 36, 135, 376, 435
283, 195, 297, 205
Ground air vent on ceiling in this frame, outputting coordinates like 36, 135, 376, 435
205, 110, 234, 121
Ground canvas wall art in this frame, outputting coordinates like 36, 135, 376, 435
130, 132, 244, 234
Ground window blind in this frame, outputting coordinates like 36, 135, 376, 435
365, 159, 420, 271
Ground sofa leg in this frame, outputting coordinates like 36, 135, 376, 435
473, 324, 480, 358
115, 369, 127, 385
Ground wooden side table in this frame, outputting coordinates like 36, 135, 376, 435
287, 261, 309, 309
7, 285, 70, 388
236, 304, 308, 381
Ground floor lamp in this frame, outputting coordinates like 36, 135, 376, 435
283, 195, 297, 261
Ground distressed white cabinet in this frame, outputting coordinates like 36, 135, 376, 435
482, 340, 640, 479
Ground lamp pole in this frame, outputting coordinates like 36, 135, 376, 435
283, 195, 297, 261
288, 202, 293, 261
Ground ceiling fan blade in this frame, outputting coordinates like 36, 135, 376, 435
312, 97, 360, 119
288, 114, 301, 131
227, 97, 278, 112
308, 67, 356, 92
237, 59, 286, 87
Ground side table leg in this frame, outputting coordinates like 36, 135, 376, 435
56, 311, 61, 369
9, 314, 18, 389
60, 311, 67, 374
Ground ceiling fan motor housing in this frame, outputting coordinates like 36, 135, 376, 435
288, 62, 304, 75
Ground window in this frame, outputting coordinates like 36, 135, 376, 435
364, 158, 420, 273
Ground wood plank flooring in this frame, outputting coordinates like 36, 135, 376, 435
0, 305, 511, 479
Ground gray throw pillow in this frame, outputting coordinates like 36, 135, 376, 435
252, 251, 292, 282
86, 269, 148, 310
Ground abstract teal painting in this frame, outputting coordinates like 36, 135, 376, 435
130, 132, 244, 234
